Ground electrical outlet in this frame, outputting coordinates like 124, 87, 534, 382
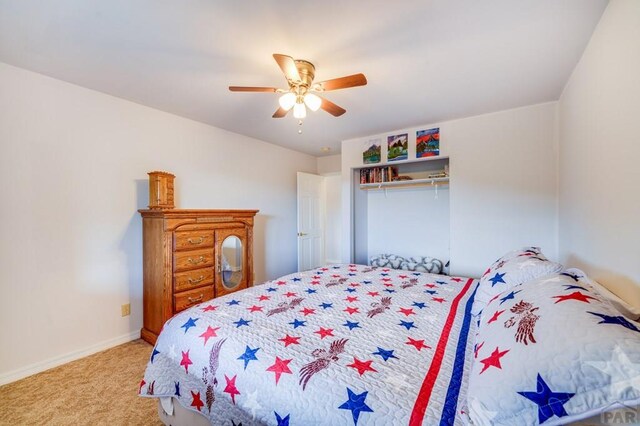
121, 303, 131, 317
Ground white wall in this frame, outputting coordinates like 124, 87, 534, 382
342, 102, 559, 277
558, 0, 640, 307
0, 62, 316, 383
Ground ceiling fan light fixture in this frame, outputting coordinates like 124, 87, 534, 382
304, 93, 322, 112
278, 92, 296, 111
293, 102, 307, 119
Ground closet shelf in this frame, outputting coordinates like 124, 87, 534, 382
359, 176, 449, 190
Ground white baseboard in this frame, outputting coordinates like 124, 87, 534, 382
0, 329, 141, 386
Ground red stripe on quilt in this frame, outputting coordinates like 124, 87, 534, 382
409, 278, 474, 426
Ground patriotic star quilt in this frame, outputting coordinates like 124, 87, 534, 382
139, 264, 478, 425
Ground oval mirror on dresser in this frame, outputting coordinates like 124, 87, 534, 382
221, 235, 243, 289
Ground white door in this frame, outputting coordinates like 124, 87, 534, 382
297, 172, 325, 271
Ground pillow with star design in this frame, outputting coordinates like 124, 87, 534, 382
466, 270, 640, 426
472, 247, 563, 315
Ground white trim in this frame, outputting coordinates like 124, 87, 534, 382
325, 259, 342, 265
0, 330, 141, 386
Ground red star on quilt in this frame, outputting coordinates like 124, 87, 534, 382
191, 391, 204, 411
138, 379, 146, 393
202, 305, 217, 312
344, 306, 360, 315
424, 284, 436, 288
399, 274, 408, 279
398, 307, 415, 316
488, 293, 503, 305
406, 337, 431, 351
313, 276, 321, 280
347, 357, 378, 376
311, 280, 321, 285
381, 278, 392, 282
314, 327, 335, 339
350, 282, 360, 287
552, 292, 596, 304
199, 326, 221, 345
487, 310, 505, 324
345, 296, 359, 303
451, 277, 462, 282
479, 347, 510, 374
332, 274, 341, 278
279, 334, 301, 347
300, 307, 316, 316
432, 297, 446, 303
257, 295, 270, 301
266, 356, 293, 385
384, 283, 394, 287
284, 292, 298, 298
367, 291, 380, 297
223, 374, 240, 404
180, 350, 192, 373
247, 305, 263, 313
276, 280, 287, 286
482, 268, 491, 277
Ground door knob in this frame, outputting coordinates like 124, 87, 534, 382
297, 232, 308, 236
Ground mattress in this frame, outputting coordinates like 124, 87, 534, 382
140, 264, 478, 425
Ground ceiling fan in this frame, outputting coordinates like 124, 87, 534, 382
229, 54, 367, 119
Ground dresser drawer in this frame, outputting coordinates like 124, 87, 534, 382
174, 286, 214, 313
174, 268, 214, 292
173, 248, 214, 272
174, 230, 214, 251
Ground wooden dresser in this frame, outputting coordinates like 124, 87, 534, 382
139, 209, 258, 344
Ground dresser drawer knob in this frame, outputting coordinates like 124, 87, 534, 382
188, 275, 205, 285
187, 237, 205, 245
188, 294, 204, 304
188, 256, 206, 265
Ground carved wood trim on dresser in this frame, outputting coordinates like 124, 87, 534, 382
139, 209, 259, 344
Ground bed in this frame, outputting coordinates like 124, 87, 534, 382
140, 249, 640, 426
140, 264, 478, 425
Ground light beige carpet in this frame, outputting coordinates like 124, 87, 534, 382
0, 339, 161, 426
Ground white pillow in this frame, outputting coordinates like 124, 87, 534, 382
467, 272, 640, 426
472, 247, 563, 315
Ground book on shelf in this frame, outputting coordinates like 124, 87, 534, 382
360, 166, 399, 184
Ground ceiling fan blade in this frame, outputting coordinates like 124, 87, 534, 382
272, 107, 290, 118
314, 73, 367, 91
229, 86, 278, 92
273, 54, 301, 83
319, 96, 346, 117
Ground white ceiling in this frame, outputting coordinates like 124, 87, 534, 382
0, 0, 608, 156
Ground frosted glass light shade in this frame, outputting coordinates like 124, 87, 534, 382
293, 102, 307, 119
304, 93, 322, 111
278, 92, 296, 111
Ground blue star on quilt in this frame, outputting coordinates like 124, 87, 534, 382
560, 272, 581, 282
274, 411, 290, 426
424, 290, 437, 295
564, 284, 589, 291
499, 290, 521, 305
345, 288, 357, 293
412, 272, 422, 276
319, 302, 333, 309
237, 345, 260, 369
518, 374, 575, 424
305, 288, 317, 294
226, 299, 240, 306
412, 302, 427, 309
151, 348, 160, 363
233, 318, 251, 328
181, 317, 198, 333
292, 277, 301, 282
289, 319, 306, 329
343, 320, 361, 330
266, 287, 277, 292
174, 381, 180, 397
338, 388, 374, 425
588, 312, 640, 332
372, 347, 398, 361
399, 320, 416, 330
363, 280, 372, 285
488, 272, 506, 286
